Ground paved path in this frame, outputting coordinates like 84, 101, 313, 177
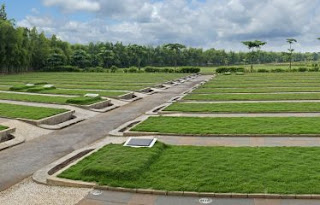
0, 75, 209, 191
78, 189, 320, 205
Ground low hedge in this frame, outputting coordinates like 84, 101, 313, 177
144, 67, 200, 73
216, 67, 245, 74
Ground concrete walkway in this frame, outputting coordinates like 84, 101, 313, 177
78, 190, 320, 205
0, 75, 209, 192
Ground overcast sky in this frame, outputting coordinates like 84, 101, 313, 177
2, 0, 320, 52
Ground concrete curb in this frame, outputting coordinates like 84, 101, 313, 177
124, 130, 320, 138
0, 129, 25, 151
33, 137, 127, 185
145, 102, 173, 115
109, 115, 149, 136
19, 110, 75, 126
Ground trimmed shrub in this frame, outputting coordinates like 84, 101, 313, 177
128, 67, 138, 73
110, 65, 118, 73
144, 67, 160, 73
42, 65, 82, 72
298, 67, 308, 72
257, 69, 269, 73
271, 68, 286, 73
309, 67, 319, 72
216, 67, 244, 74
178, 67, 200, 73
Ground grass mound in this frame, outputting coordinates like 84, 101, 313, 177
59, 142, 166, 183
59, 144, 320, 194
66, 96, 102, 105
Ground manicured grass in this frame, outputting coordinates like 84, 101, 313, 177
0, 72, 188, 92
59, 142, 320, 194
39, 89, 126, 97
59, 143, 166, 182
66, 96, 103, 105
132, 116, 320, 135
0, 92, 69, 104
164, 102, 320, 113
193, 87, 320, 93
184, 93, 320, 101
0, 103, 68, 120
0, 125, 8, 131
202, 83, 320, 88
0, 92, 103, 105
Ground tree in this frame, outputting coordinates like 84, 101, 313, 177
0, 4, 7, 21
242, 40, 267, 72
286, 38, 297, 71
164, 43, 186, 67
99, 47, 114, 68
71, 49, 89, 68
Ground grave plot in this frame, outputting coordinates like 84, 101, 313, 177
124, 72, 320, 137
57, 141, 320, 195
0, 102, 83, 129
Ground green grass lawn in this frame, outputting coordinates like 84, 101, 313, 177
184, 93, 320, 101
39, 89, 127, 97
0, 125, 8, 131
165, 102, 320, 113
0, 92, 104, 105
59, 142, 320, 194
132, 116, 320, 135
0, 103, 68, 120
202, 83, 320, 88
0, 72, 188, 92
193, 87, 320, 93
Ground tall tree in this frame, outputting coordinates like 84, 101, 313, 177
286, 38, 297, 71
242, 40, 267, 72
164, 43, 186, 67
0, 4, 7, 21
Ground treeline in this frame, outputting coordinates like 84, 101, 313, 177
0, 4, 320, 74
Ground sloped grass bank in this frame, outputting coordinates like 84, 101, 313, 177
0, 125, 8, 131
165, 102, 320, 113
59, 143, 166, 184
132, 116, 320, 135
0, 103, 68, 120
59, 143, 320, 194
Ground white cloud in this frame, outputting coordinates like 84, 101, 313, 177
17, 0, 320, 52
42, 0, 100, 12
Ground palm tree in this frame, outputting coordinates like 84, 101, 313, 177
242, 40, 267, 72
164, 43, 186, 67
286, 38, 297, 71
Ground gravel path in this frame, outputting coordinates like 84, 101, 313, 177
0, 178, 90, 205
